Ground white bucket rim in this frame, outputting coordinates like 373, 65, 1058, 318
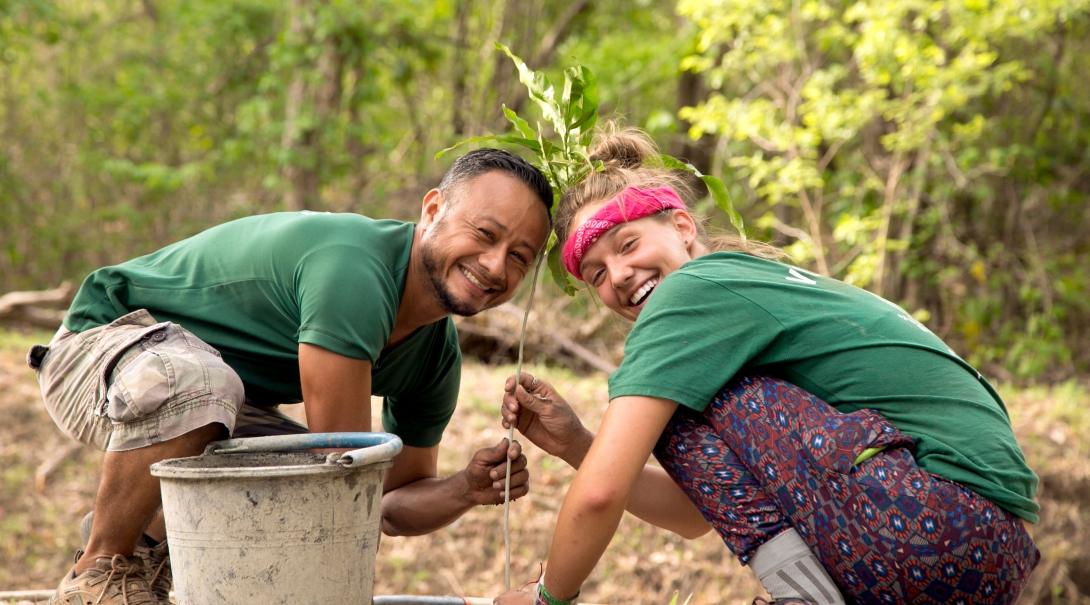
151, 432, 403, 480
151, 455, 391, 480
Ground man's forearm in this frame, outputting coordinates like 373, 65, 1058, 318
379, 472, 475, 536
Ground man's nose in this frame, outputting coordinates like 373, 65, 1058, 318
479, 246, 507, 279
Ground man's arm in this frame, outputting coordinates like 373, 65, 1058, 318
299, 343, 530, 536
298, 343, 373, 432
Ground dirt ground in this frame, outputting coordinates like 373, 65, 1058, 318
1, 327, 1087, 604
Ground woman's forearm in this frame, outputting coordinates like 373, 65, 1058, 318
541, 395, 682, 600
542, 472, 628, 599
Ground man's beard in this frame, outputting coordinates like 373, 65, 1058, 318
420, 239, 483, 317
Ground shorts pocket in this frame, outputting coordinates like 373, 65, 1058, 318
103, 325, 175, 423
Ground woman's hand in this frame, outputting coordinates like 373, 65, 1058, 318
502, 372, 593, 465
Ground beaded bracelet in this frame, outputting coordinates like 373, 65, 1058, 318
535, 581, 578, 605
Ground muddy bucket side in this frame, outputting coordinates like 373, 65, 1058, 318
150, 432, 402, 605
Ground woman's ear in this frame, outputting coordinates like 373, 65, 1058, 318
671, 209, 699, 246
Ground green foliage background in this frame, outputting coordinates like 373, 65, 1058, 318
1, 0, 1088, 382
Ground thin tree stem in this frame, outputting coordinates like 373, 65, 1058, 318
505, 253, 545, 590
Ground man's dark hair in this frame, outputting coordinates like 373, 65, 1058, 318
439, 148, 553, 218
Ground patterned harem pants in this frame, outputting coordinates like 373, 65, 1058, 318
652, 375, 1039, 604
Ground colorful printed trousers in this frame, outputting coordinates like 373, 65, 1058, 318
653, 375, 1039, 604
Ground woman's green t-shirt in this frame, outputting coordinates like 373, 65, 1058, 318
608, 252, 1039, 522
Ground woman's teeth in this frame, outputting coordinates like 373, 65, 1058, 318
630, 278, 658, 306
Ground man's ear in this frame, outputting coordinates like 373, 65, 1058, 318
420, 188, 444, 230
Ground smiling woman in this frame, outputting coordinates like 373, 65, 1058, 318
562, 186, 696, 321
494, 126, 1040, 605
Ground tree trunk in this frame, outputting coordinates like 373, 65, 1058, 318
451, 0, 471, 136
674, 69, 715, 174
280, 0, 324, 210
281, 0, 309, 210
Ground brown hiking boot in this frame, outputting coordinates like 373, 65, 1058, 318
80, 511, 172, 601
49, 552, 160, 605
140, 541, 171, 602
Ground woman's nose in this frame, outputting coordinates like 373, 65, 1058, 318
607, 259, 633, 288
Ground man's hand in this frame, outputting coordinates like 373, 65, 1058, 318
464, 438, 529, 505
502, 373, 592, 465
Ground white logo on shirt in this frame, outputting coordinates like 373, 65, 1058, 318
785, 267, 817, 285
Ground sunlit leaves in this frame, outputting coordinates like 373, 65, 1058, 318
678, 0, 1085, 287
677, 0, 1090, 378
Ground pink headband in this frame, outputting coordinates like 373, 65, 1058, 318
562, 186, 688, 280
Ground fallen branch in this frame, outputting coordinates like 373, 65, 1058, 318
456, 302, 618, 374
492, 302, 617, 373
547, 330, 617, 375
0, 282, 72, 328
0, 282, 73, 313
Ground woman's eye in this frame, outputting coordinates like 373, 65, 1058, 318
621, 238, 636, 252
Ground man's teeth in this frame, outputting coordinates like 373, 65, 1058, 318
462, 267, 491, 291
630, 279, 658, 306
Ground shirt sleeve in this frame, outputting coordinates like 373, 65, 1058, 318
608, 272, 784, 411
294, 244, 398, 361
382, 320, 462, 447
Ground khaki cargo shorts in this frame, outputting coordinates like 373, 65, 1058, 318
31, 309, 305, 452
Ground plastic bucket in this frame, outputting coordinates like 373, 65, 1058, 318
150, 432, 402, 605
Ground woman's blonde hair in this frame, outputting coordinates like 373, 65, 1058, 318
556, 123, 784, 259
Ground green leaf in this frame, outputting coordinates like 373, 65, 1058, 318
565, 65, 599, 137
435, 134, 544, 159
546, 233, 578, 296
502, 104, 537, 140
701, 174, 746, 237
497, 43, 563, 133
657, 155, 746, 238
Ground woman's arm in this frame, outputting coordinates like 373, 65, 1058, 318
538, 395, 680, 601
503, 375, 710, 539
626, 466, 710, 538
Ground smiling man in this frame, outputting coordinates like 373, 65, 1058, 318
27, 149, 552, 605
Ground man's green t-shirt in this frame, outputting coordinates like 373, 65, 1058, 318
609, 252, 1039, 522
64, 211, 460, 448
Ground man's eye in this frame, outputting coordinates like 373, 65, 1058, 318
478, 228, 494, 240
510, 251, 528, 265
